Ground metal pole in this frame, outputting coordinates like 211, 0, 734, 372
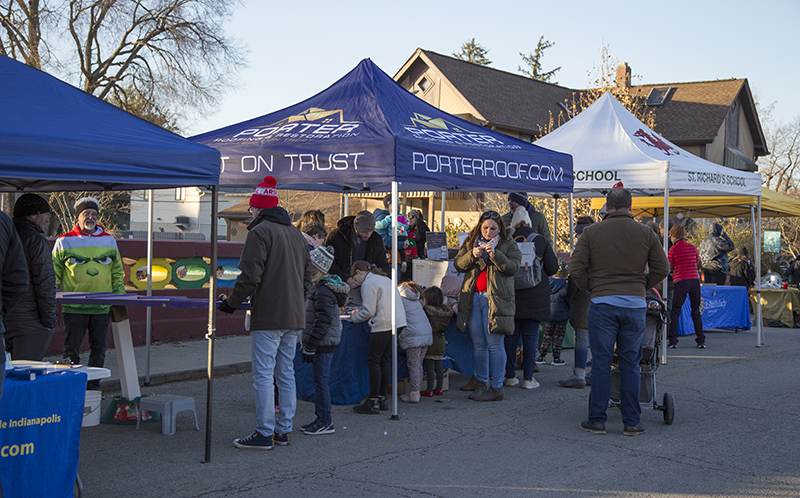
661, 167, 670, 365
343, 194, 349, 219
390, 182, 399, 420
145, 190, 154, 385
756, 197, 764, 346
440, 192, 446, 233
553, 197, 558, 254
203, 186, 218, 462
569, 193, 575, 252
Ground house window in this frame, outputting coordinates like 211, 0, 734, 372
646, 87, 672, 106
418, 77, 431, 92
175, 187, 186, 201
519, 134, 532, 143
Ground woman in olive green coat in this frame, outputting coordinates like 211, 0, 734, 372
454, 211, 521, 402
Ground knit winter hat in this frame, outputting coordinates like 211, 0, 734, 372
13, 193, 51, 218
74, 197, 100, 216
249, 176, 279, 209
508, 191, 529, 207
555, 258, 569, 277
310, 245, 335, 273
510, 205, 531, 229
353, 210, 375, 232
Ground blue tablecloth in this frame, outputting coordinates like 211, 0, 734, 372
0, 371, 86, 498
294, 319, 468, 405
678, 285, 750, 335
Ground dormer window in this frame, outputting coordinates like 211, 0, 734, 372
418, 77, 431, 92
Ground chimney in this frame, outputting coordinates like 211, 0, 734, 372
616, 62, 631, 89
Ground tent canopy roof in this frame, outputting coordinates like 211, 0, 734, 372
0, 55, 220, 192
534, 92, 761, 197
589, 187, 800, 218
192, 59, 573, 194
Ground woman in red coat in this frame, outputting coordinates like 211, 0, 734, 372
667, 225, 706, 349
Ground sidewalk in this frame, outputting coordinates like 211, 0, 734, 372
44, 334, 253, 393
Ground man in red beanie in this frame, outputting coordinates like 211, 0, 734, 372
218, 176, 312, 451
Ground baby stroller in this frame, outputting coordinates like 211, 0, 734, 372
608, 288, 674, 424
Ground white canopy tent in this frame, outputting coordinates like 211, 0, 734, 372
535, 92, 765, 353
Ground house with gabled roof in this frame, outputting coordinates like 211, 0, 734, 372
394, 48, 768, 172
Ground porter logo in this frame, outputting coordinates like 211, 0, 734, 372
403, 113, 520, 151
213, 107, 362, 144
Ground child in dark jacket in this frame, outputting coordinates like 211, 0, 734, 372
537, 261, 570, 366
300, 246, 350, 435
420, 286, 454, 396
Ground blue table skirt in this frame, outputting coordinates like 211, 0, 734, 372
0, 371, 86, 498
678, 285, 750, 335
294, 319, 471, 405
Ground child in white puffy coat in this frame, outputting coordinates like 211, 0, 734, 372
398, 281, 433, 403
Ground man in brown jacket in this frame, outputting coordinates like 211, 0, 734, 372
569, 187, 669, 436
219, 176, 312, 450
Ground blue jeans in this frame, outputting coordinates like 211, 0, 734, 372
251, 329, 300, 437
573, 327, 589, 369
468, 292, 506, 389
313, 352, 333, 425
505, 319, 540, 381
587, 303, 645, 427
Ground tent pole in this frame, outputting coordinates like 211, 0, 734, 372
553, 197, 558, 254
440, 192, 446, 232
204, 186, 219, 462
756, 197, 764, 346
662, 169, 670, 366
569, 194, 575, 252
391, 182, 399, 420
343, 194, 349, 218
145, 190, 154, 385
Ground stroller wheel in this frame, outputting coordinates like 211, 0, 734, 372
663, 392, 675, 425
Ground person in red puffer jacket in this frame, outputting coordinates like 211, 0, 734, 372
667, 225, 706, 349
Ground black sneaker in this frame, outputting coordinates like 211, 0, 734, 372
303, 420, 335, 435
273, 432, 290, 446
300, 419, 319, 431
669, 343, 678, 349
623, 424, 646, 436
233, 431, 273, 450
580, 420, 606, 435
353, 398, 380, 415
697, 343, 706, 349
379, 396, 389, 411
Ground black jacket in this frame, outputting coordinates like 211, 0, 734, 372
302, 277, 350, 353
513, 226, 558, 321
0, 211, 29, 334
699, 224, 734, 272
5, 219, 57, 330
729, 257, 755, 288
325, 216, 390, 281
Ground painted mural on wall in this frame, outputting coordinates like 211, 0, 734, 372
123, 256, 241, 290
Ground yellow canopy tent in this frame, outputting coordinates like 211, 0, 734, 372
590, 187, 800, 218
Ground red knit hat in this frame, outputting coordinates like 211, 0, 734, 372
249, 176, 279, 209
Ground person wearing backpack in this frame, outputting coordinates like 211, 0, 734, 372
503, 210, 558, 389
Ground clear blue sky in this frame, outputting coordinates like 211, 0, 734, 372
190, 0, 799, 142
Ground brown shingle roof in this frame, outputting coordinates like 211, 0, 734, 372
421, 50, 575, 134
628, 79, 746, 144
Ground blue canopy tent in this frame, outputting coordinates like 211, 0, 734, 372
0, 54, 223, 464
192, 58, 573, 419
192, 58, 572, 194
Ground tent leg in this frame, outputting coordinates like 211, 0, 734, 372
391, 182, 399, 420
145, 190, 154, 385
756, 199, 764, 346
661, 181, 670, 365
568, 194, 574, 252
204, 186, 219, 462
553, 197, 558, 253
440, 192, 446, 233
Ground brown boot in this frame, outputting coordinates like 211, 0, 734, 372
460, 376, 478, 391
468, 381, 487, 400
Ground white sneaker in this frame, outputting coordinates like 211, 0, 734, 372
504, 377, 520, 387
521, 378, 540, 389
